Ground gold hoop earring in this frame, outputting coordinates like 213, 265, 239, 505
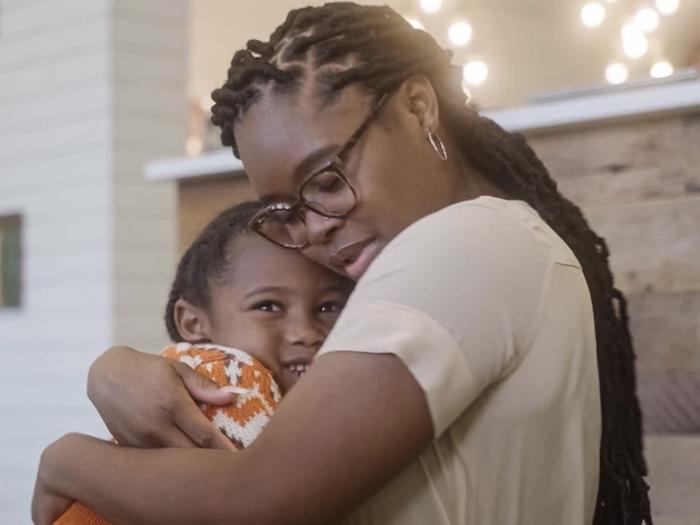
426, 129, 448, 161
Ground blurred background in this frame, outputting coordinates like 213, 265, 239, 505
1, 0, 699, 522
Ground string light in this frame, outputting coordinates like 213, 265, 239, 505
634, 7, 660, 32
606, 62, 629, 84
621, 25, 648, 58
655, 0, 679, 15
448, 21, 473, 47
463, 60, 489, 87
581, 2, 606, 27
650, 60, 674, 78
420, 0, 442, 14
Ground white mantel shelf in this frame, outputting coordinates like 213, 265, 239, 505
145, 75, 700, 182
146, 148, 244, 182
491, 74, 700, 133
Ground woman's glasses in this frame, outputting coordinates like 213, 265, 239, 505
249, 92, 390, 249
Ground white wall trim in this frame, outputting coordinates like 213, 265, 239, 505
484, 77, 700, 133
145, 77, 700, 182
145, 148, 243, 181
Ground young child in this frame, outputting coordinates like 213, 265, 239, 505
54, 200, 354, 525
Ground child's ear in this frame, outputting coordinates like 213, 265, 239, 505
174, 298, 212, 343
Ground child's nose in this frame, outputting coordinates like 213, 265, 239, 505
286, 317, 324, 349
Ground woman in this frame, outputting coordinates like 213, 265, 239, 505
33, 4, 652, 524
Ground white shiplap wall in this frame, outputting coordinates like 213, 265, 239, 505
0, 1, 185, 521
0, 1, 113, 521
111, 1, 184, 350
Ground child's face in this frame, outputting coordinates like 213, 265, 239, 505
207, 233, 353, 392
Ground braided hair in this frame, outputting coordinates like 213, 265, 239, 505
210, 3, 652, 523
165, 200, 262, 342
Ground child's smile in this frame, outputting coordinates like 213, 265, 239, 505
192, 233, 353, 392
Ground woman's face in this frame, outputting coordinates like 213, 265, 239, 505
235, 82, 464, 280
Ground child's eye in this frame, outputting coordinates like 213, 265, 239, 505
253, 301, 283, 313
318, 301, 345, 314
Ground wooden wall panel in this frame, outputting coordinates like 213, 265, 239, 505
529, 111, 700, 522
627, 291, 700, 370
528, 114, 700, 184
529, 113, 700, 350
583, 197, 700, 296
177, 173, 256, 253
528, 111, 700, 441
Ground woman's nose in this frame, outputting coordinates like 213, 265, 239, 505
304, 209, 343, 245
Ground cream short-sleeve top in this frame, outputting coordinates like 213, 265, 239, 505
318, 196, 601, 525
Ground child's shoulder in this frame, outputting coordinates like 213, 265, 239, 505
161, 342, 282, 400
162, 342, 259, 368
161, 342, 283, 449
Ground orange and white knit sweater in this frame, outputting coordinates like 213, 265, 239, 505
53, 342, 282, 525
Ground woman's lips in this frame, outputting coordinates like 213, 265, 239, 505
342, 240, 379, 280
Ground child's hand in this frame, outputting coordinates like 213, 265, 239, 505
31, 437, 74, 525
87, 346, 237, 451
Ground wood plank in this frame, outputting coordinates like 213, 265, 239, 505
529, 113, 700, 178
645, 435, 700, 520
556, 164, 700, 208
177, 175, 256, 253
528, 113, 700, 206
627, 291, 700, 370
581, 196, 700, 295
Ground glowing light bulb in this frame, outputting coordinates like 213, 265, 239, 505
581, 2, 606, 28
606, 62, 629, 84
621, 25, 648, 58
420, 0, 442, 14
448, 21, 473, 47
650, 60, 674, 78
655, 0, 679, 15
463, 60, 489, 87
634, 8, 660, 32
405, 16, 425, 30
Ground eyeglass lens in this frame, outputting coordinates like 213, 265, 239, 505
259, 170, 355, 248
301, 169, 355, 216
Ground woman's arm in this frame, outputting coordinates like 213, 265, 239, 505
87, 346, 238, 450
35, 351, 433, 525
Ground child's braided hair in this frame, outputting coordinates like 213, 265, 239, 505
165, 200, 262, 342
210, 4, 652, 523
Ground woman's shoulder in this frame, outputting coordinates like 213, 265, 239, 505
385, 196, 580, 271
355, 197, 551, 301
413, 196, 540, 235
393, 196, 535, 240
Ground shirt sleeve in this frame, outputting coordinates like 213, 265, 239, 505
317, 201, 553, 436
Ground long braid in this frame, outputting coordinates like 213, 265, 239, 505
210, 4, 652, 523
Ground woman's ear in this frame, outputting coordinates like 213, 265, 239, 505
396, 74, 440, 133
173, 298, 212, 344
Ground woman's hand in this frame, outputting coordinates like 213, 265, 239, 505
31, 435, 75, 525
87, 346, 237, 450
